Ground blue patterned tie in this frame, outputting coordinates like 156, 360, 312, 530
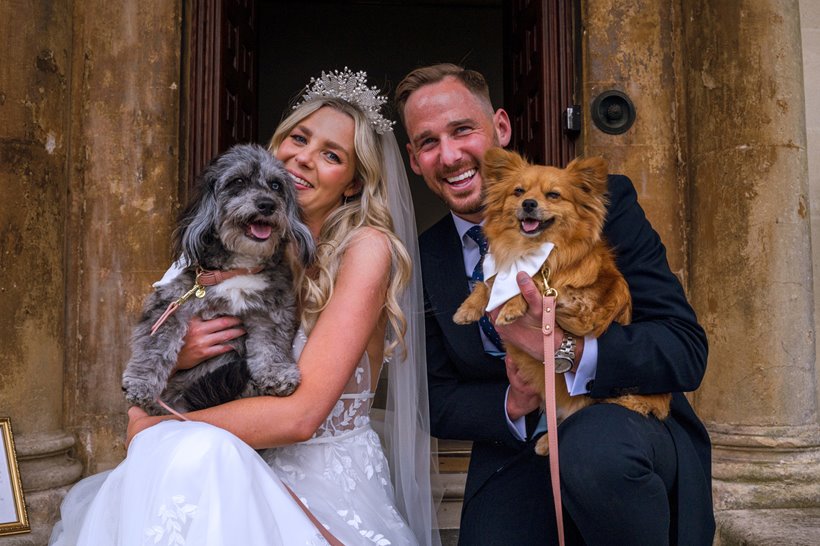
465, 226, 505, 352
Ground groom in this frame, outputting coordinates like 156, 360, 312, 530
395, 64, 715, 545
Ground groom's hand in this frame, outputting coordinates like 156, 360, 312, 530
491, 272, 584, 365
505, 355, 542, 420
491, 272, 560, 359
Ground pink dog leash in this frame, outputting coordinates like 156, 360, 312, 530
541, 272, 565, 546
155, 399, 190, 421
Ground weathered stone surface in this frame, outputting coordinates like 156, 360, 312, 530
716, 508, 820, 546
63, 0, 183, 474
583, 0, 688, 282
0, 0, 183, 539
0, 0, 71, 435
680, 0, 820, 518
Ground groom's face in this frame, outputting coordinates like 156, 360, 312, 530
403, 77, 511, 224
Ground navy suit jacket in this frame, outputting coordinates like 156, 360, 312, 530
420, 174, 714, 544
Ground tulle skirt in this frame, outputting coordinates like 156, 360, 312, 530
50, 420, 416, 545
50, 421, 326, 545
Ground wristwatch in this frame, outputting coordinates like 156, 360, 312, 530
554, 333, 576, 374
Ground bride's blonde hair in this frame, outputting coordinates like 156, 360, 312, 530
268, 98, 412, 356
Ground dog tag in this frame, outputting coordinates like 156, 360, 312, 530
195, 286, 206, 298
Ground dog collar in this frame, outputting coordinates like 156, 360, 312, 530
196, 266, 264, 286
149, 265, 265, 336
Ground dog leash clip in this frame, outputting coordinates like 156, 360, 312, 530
191, 268, 210, 298
149, 281, 206, 336
540, 266, 558, 298
176, 282, 206, 305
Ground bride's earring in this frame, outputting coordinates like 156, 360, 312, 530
342, 179, 362, 205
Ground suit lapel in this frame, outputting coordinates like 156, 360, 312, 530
423, 217, 498, 368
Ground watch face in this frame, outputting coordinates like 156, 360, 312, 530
554, 356, 573, 374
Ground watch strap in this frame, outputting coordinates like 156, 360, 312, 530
554, 333, 576, 374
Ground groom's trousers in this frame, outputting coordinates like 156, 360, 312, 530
457, 403, 679, 546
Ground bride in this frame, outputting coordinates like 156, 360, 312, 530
50, 69, 440, 546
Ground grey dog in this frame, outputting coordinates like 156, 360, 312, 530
122, 144, 314, 416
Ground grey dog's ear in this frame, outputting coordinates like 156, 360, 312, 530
291, 221, 315, 267
173, 157, 220, 265
286, 202, 315, 267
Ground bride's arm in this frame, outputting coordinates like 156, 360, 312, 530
127, 228, 392, 449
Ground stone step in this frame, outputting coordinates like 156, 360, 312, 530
716, 508, 820, 546
435, 439, 470, 544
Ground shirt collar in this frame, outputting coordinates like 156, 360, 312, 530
451, 213, 484, 247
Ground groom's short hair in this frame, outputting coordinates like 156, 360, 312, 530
394, 63, 493, 125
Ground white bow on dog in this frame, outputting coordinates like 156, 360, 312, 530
483, 242, 555, 312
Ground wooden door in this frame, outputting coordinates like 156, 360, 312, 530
185, 0, 258, 186
504, 0, 579, 167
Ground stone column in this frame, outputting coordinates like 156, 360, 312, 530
582, 0, 688, 281
0, 1, 82, 544
62, 0, 183, 477
682, 0, 820, 514
0, 1, 182, 543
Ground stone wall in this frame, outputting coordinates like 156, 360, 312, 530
583, 0, 820, 539
0, 2, 80, 543
582, 0, 688, 282
803, 0, 820, 420
679, 0, 819, 513
62, 0, 183, 476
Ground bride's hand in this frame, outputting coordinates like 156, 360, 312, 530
126, 406, 167, 448
176, 316, 245, 371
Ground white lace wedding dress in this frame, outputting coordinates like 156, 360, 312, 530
49, 328, 417, 546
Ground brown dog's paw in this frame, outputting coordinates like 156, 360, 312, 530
453, 303, 483, 325
454, 283, 491, 324
535, 434, 550, 456
609, 393, 672, 420
495, 295, 528, 325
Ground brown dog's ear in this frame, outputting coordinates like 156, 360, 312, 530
566, 156, 609, 196
482, 147, 529, 185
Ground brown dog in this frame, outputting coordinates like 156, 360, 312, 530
453, 147, 671, 455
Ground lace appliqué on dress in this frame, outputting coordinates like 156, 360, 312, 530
337, 509, 393, 545
259, 327, 410, 544
144, 495, 197, 546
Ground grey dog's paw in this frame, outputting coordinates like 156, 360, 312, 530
122, 376, 160, 407
123, 393, 164, 416
255, 365, 301, 397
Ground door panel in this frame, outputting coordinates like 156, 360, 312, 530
185, 0, 258, 186
504, 0, 578, 166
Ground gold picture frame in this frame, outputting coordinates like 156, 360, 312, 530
0, 418, 30, 536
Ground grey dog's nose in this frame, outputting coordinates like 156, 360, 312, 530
522, 199, 538, 213
256, 199, 275, 215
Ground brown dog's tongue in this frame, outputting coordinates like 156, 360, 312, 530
522, 219, 541, 233
248, 223, 272, 240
